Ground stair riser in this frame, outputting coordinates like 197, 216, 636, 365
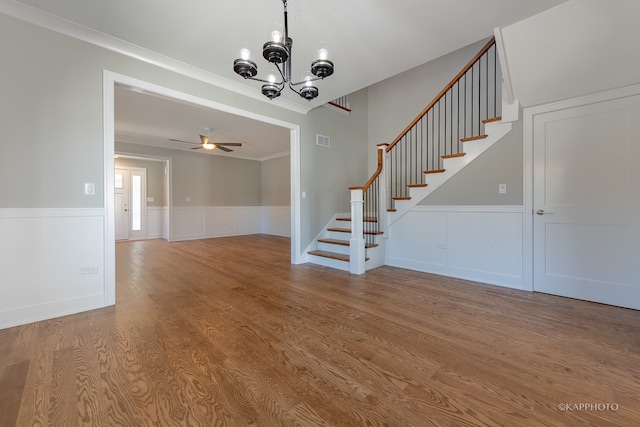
317, 242, 350, 254
326, 230, 351, 240
308, 254, 350, 271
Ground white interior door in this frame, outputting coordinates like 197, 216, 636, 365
533, 94, 640, 309
115, 168, 130, 241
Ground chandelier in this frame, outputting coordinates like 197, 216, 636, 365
233, 0, 334, 101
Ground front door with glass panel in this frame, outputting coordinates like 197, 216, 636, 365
114, 167, 147, 241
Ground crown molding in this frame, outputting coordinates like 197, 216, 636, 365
0, 0, 312, 115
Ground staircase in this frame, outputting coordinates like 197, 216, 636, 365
308, 38, 511, 273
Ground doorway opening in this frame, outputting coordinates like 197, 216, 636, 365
103, 71, 302, 307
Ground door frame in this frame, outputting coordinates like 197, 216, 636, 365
115, 154, 172, 242
103, 70, 301, 307
522, 83, 640, 292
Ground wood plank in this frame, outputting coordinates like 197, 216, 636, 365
308, 250, 349, 262
327, 227, 383, 235
461, 134, 488, 142
0, 235, 638, 426
336, 217, 378, 223
424, 169, 446, 174
0, 360, 30, 427
482, 116, 502, 124
318, 238, 378, 249
441, 153, 466, 159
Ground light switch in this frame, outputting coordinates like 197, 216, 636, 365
498, 184, 507, 194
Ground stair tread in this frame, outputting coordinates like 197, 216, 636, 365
461, 134, 488, 142
442, 153, 466, 159
424, 169, 446, 174
327, 227, 383, 235
308, 250, 349, 262
393, 197, 411, 201
318, 238, 378, 249
336, 217, 378, 223
482, 116, 502, 124
407, 184, 427, 188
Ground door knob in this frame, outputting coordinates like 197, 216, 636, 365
536, 209, 552, 215
124, 209, 129, 212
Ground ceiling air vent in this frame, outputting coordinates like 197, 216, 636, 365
316, 134, 330, 148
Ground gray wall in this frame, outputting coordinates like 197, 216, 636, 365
114, 157, 166, 206
0, 12, 369, 251
420, 120, 523, 205
300, 88, 370, 243
261, 155, 290, 206
116, 142, 263, 206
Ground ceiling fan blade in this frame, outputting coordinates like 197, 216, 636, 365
169, 138, 199, 145
216, 145, 233, 152
190, 146, 202, 150
215, 143, 242, 147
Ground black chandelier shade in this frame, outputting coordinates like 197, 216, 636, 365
232, 0, 334, 101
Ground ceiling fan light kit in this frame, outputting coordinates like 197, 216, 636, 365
169, 128, 242, 152
232, 0, 334, 101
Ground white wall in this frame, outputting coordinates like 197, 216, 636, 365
386, 206, 524, 289
501, 0, 640, 107
0, 209, 105, 329
171, 206, 290, 241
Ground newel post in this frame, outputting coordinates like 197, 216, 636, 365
349, 186, 366, 274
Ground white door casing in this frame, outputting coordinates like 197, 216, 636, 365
530, 92, 640, 310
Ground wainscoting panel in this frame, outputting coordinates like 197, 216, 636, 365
262, 206, 291, 237
173, 206, 290, 241
0, 208, 107, 329
147, 206, 167, 239
386, 206, 524, 289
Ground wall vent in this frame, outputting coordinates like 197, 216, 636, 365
316, 134, 330, 148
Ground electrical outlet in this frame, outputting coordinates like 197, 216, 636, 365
81, 266, 98, 275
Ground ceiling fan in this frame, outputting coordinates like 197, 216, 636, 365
169, 128, 242, 152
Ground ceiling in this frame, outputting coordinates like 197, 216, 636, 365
6, 0, 567, 159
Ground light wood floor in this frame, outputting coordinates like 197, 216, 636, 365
1, 235, 639, 426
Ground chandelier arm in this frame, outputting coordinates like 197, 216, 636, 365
276, 62, 287, 82
290, 75, 323, 87
287, 80, 303, 96
244, 76, 279, 85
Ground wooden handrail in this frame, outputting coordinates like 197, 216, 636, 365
386, 37, 496, 152
328, 101, 352, 112
363, 144, 386, 192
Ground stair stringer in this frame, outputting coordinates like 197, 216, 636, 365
305, 213, 386, 271
387, 121, 512, 226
